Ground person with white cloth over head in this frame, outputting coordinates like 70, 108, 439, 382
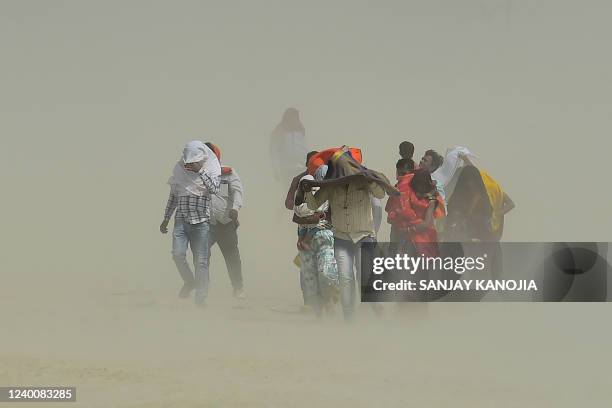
160, 141, 221, 306
431, 146, 478, 199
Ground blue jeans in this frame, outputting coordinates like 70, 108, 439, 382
172, 219, 210, 303
334, 236, 375, 320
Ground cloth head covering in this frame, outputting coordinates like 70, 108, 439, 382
183, 141, 207, 163
303, 146, 399, 196
169, 141, 221, 197
307, 147, 362, 176
432, 146, 477, 198
205, 142, 233, 175
446, 165, 505, 241
206, 143, 222, 162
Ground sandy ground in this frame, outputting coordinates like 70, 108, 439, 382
1, 168, 610, 408
2, 257, 611, 408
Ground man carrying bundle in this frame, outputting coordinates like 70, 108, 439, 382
297, 146, 398, 321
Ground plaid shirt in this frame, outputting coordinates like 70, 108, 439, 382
164, 173, 220, 224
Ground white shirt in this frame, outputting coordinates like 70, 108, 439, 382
210, 168, 244, 225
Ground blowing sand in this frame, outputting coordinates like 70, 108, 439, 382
2, 1, 612, 406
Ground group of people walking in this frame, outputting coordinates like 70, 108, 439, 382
273, 108, 515, 320
159, 108, 515, 319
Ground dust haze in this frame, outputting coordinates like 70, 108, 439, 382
1, 1, 611, 407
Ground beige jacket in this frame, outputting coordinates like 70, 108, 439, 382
305, 180, 385, 243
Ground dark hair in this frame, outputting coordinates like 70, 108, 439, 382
399, 141, 414, 159
305, 150, 318, 166
410, 168, 435, 195
424, 149, 444, 171
396, 158, 415, 176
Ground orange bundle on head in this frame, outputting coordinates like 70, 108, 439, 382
307, 146, 362, 176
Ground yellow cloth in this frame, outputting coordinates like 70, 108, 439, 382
478, 169, 504, 234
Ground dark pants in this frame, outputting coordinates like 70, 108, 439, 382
209, 221, 243, 290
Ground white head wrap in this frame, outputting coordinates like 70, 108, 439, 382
432, 146, 477, 188
169, 141, 221, 197
183, 141, 207, 163
431, 146, 477, 199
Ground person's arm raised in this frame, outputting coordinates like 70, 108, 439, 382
285, 172, 305, 210
458, 152, 475, 167
200, 171, 220, 195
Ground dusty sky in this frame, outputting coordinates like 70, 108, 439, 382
1, 0, 611, 287
2, 0, 611, 287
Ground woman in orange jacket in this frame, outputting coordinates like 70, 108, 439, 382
386, 169, 446, 257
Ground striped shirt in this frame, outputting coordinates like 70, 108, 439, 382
305, 181, 385, 243
164, 173, 220, 224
